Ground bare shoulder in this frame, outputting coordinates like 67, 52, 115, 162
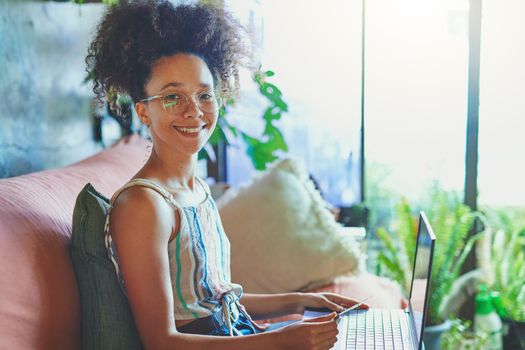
197, 176, 211, 192
109, 185, 176, 244
196, 176, 213, 199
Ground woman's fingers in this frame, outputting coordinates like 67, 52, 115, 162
279, 313, 339, 350
321, 298, 346, 312
304, 312, 338, 323
309, 330, 338, 349
310, 330, 339, 349
324, 293, 370, 310
401, 297, 409, 309
303, 316, 338, 337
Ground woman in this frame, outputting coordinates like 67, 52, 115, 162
87, 1, 367, 349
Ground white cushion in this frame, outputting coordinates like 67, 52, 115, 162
217, 158, 364, 293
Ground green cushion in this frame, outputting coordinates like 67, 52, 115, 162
70, 183, 143, 350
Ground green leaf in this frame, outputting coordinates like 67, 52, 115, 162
450, 231, 485, 282
262, 107, 280, 123
240, 133, 281, 170
374, 187, 489, 325
199, 66, 290, 170
259, 82, 282, 100
396, 199, 416, 275
376, 227, 410, 292
207, 124, 224, 146
377, 253, 406, 292
264, 124, 288, 152
198, 143, 215, 162
102, 0, 120, 6
240, 132, 259, 147
227, 125, 239, 138
246, 145, 278, 170
274, 99, 289, 112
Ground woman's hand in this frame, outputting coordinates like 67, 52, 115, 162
296, 292, 370, 314
275, 313, 339, 350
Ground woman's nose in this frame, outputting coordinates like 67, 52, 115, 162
183, 98, 204, 118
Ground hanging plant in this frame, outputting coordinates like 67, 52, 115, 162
199, 67, 289, 171
71, 0, 119, 5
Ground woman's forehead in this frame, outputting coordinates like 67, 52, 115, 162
148, 53, 214, 91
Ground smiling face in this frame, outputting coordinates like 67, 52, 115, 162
136, 53, 218, 158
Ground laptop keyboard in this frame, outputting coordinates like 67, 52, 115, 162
345, 309, 412, 350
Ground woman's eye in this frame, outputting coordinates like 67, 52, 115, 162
163, 94, 182, 108
199, 93, 214, 101
165, 94, 181, 102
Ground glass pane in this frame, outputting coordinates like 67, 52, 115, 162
365, 0, 469, 233
478, 0, 525, 210
224, 0, 363, 207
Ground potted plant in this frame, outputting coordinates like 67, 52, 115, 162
441, 318, 488, 350
198, 67, 289, 171
375, 187, 482, 350
477, 210, 525, 349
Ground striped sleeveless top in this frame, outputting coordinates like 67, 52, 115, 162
104, 177, 243, 320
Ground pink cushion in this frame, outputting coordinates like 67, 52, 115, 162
0, 136, 149, 350
311, 272, 405, 309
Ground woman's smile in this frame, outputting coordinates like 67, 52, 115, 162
172, 123, 209, 138
140, 53, 219, 154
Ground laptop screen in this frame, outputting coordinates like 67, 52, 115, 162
408, 212, 436, 348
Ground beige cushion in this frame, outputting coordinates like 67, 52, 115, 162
217, 158, 364, 293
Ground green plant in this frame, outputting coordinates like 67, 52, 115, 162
481, 205, 525, 237
364, 161, 400, 240
72, 0, 119, 5
375, 187, 482, 325
78, 0, 289, 171
441, 318, 488, 350
79, 0, 289, 171
85, 60, 288, 169
199, 67, 288, 171
375, 199, 414, 293
477, 214, 525, 322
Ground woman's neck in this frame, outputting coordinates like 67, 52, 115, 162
140, 144, 199, 191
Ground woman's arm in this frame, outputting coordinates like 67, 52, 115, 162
241, 292, 369, 320
161, 313, 339, 350
240, 293, 304, 319
110, 187, 340, 350
110, 186, 181, 349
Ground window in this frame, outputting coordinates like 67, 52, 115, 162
478, 0, 525, 210
224, 0, 363, 207
364, 0, 470, 231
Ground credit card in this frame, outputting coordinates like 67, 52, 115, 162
336, 295, 373, 319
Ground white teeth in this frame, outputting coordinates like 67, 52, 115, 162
176, 126, 203, 133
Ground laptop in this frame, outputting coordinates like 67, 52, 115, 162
334, 211, 436, 350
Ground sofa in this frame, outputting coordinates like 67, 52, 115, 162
0, 135, 403, 350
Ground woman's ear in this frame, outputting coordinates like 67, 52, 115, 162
135, 102, 150, 126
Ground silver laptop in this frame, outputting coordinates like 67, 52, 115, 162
334, 211, 436, 350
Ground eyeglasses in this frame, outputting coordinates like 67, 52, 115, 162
140, 91, 218, 114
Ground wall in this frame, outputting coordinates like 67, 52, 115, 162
0, 1, 105, 178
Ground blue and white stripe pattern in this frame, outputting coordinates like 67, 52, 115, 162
104, 178, 243, 321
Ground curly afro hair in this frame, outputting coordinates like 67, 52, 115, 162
86, 0, 251, 103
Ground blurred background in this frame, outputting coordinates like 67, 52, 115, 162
1, 1, 524, 346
